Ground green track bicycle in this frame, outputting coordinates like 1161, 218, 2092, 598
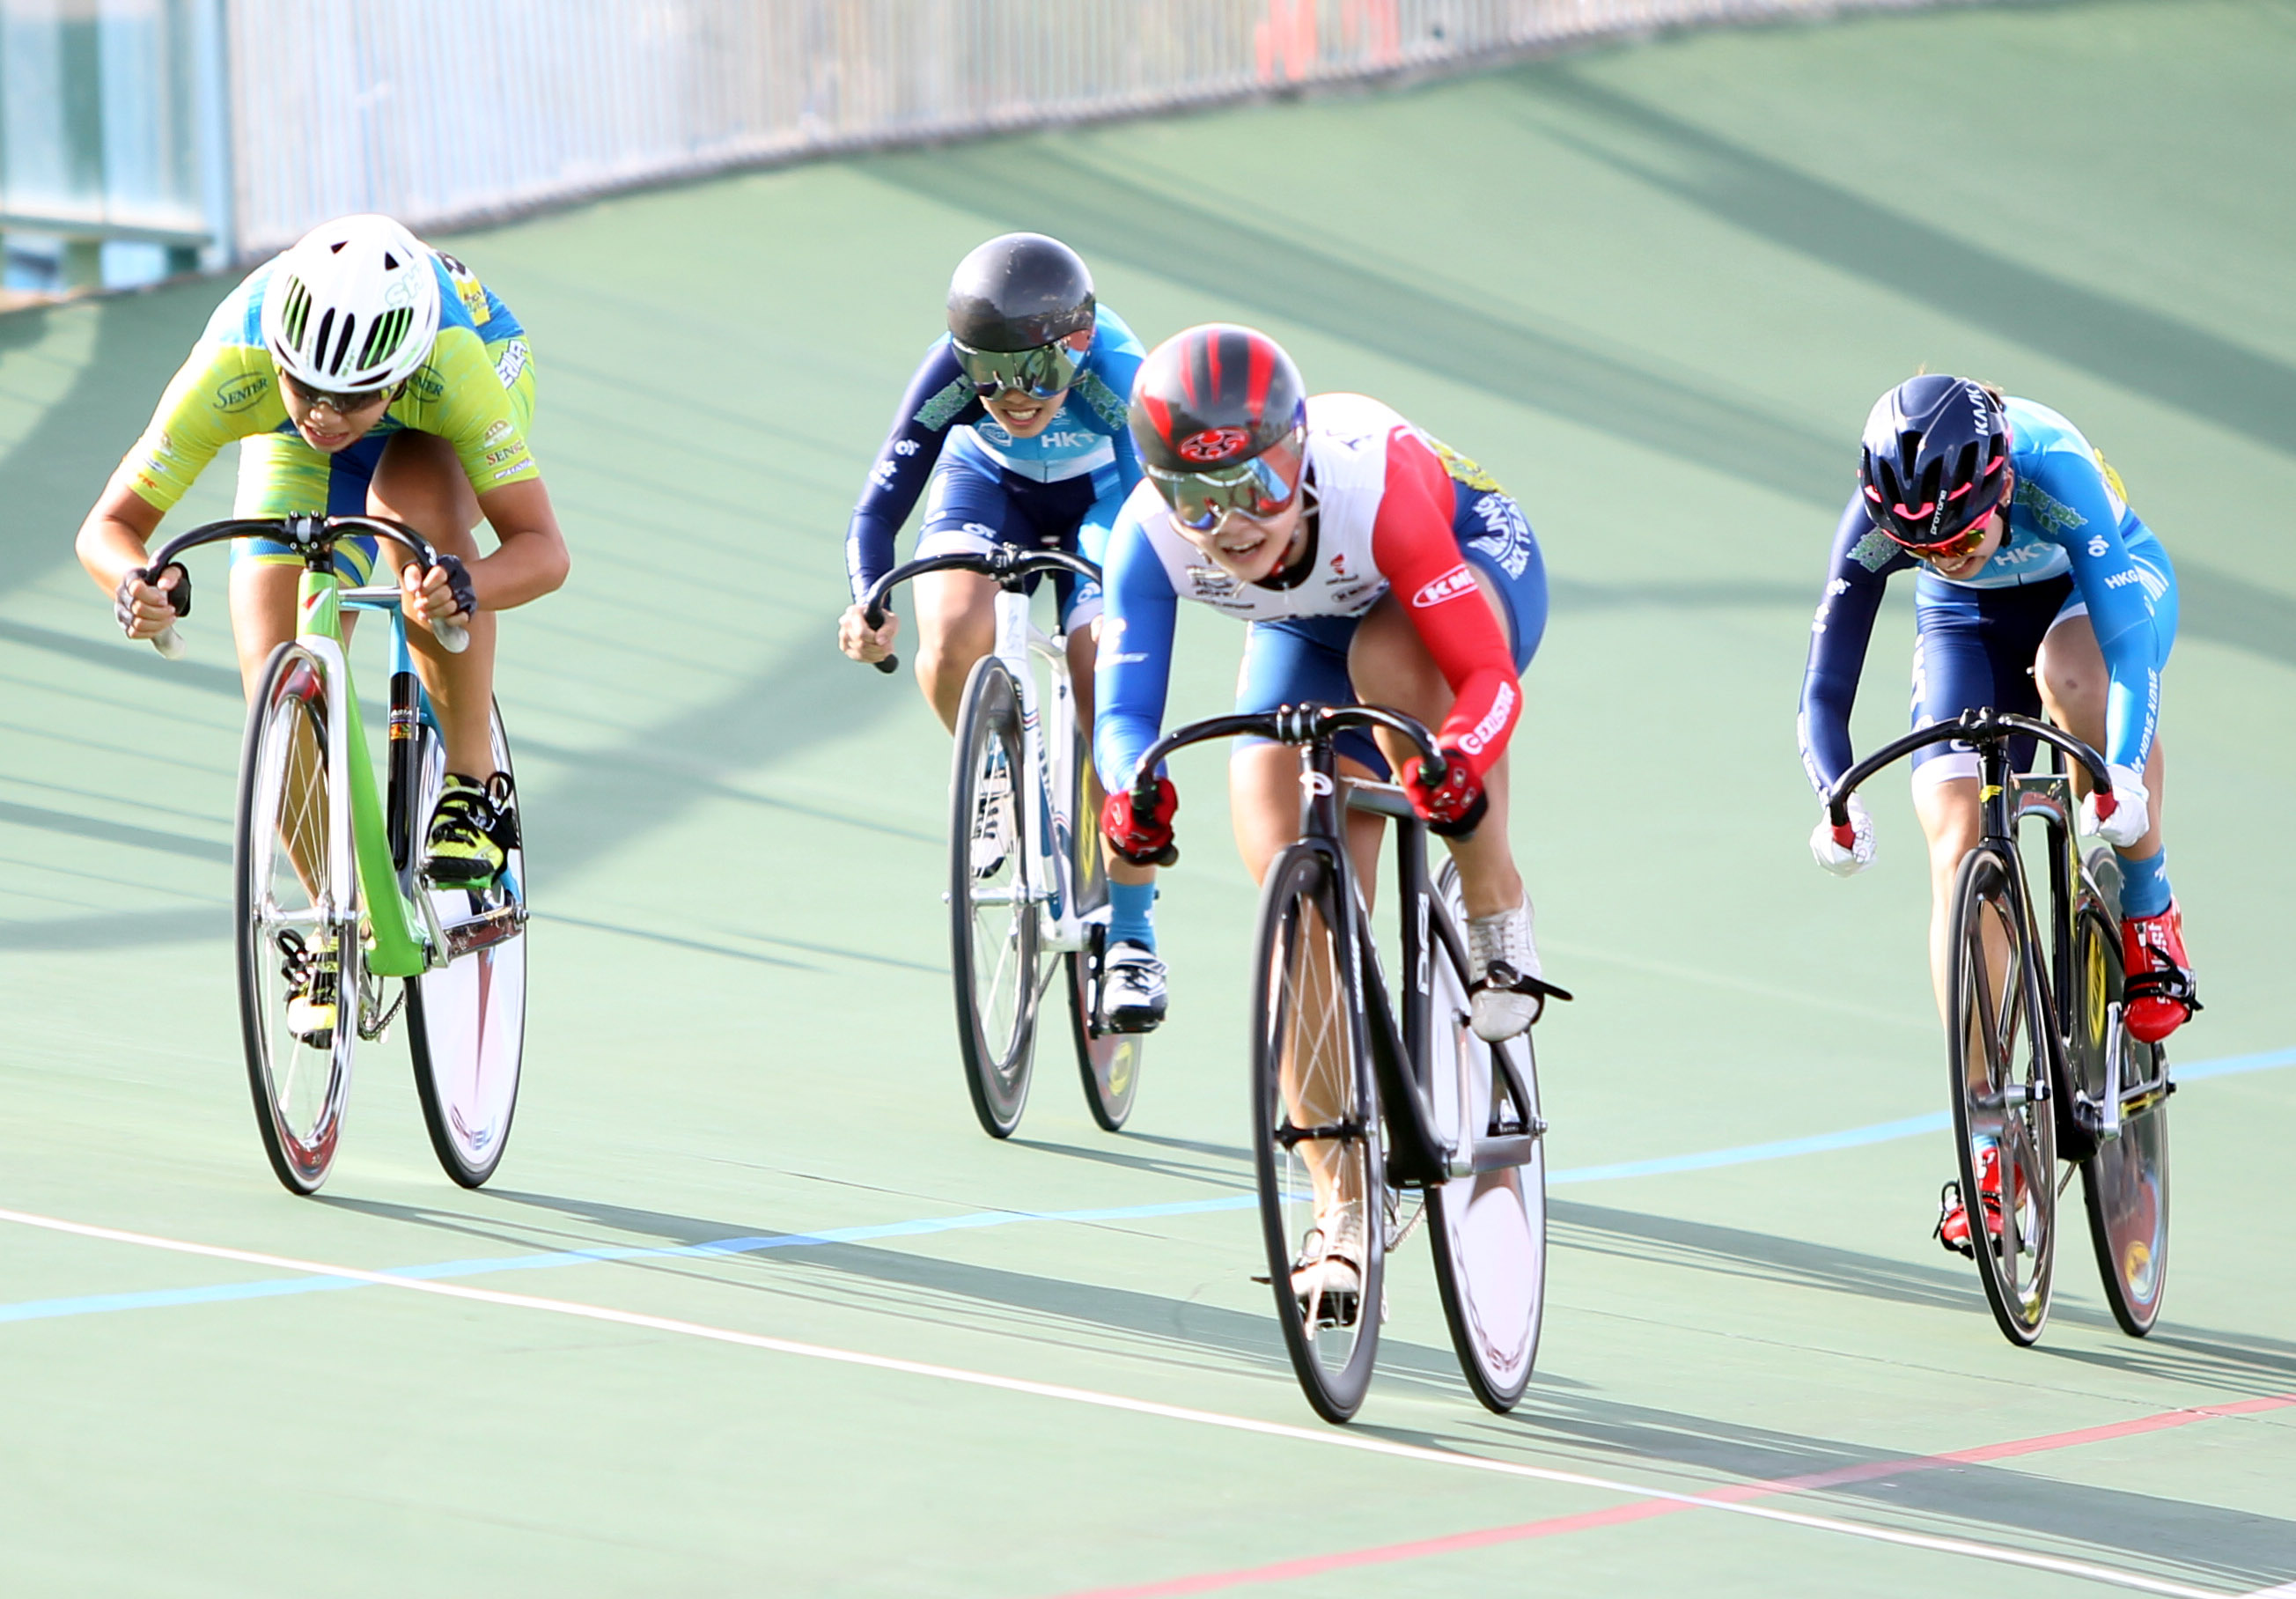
144, 513, 528, 1195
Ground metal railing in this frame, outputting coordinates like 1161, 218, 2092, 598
4, 0, 1970, 283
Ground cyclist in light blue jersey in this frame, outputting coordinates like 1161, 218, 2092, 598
1798, 376, 2197, 1253
836, 233, 1166, 1029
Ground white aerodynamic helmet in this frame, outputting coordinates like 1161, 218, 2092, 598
261, 213, 441, 394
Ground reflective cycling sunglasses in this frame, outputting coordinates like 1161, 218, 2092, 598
951, 337, 1083, 400
1148, 449, 1304, 534
283, 371, 395, 416
1882, 474, 2011, 564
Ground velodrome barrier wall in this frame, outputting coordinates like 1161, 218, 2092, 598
4, 0, 1974, 280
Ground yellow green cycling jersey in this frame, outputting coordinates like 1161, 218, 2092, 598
117, 248, 540, 517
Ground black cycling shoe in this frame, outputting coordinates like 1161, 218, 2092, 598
423, 771, 519, 888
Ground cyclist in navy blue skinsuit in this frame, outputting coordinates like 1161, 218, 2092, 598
1798, 375, 2198, 1254
835, 232, 1166, 1029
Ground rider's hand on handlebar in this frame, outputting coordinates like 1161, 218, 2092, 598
1402, 747, 1486, 837
839, 601, 899, 665
114, 563, 190, 640
1103, 777, 1179, 867
1810, 793, 1876, 877
2079, 763, 2150, 849
401, 554, 477, 629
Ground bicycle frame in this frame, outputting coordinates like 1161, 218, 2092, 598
1137, 704, 1548, 1189
1827, 707, 2120, 1117
988, 580, 1091, 957
144, 513, 463, 981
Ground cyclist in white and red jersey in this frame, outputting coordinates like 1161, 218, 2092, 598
1095, 324, 1552, 1050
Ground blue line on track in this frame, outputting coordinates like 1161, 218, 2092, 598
4, 1048, 2288, 1327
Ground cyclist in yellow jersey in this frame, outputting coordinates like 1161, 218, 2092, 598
75, 213, 569, 886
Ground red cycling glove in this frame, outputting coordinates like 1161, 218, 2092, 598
1402, 747, 1487, 838
1102, 777, 1179, 866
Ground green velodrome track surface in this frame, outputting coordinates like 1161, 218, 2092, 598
4, 4, 2294, 1594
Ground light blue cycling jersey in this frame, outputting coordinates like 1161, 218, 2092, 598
1802, 397, 2174, 787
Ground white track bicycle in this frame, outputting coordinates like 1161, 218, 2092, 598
859, 546, 1144, 1137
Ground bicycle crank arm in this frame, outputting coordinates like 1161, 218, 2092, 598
1448, 1126, 1548, 1178
1274, 1118, 1368, 1148
444, 903, 528, 960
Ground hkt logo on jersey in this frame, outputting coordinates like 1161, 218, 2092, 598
1410, 564, 1477, 609
1178, 427, 1249, 462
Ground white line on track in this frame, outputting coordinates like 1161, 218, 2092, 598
0, 1205, 2250, 1599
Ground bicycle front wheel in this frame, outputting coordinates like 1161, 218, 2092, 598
950, 655, 1041, 1138
405, 698, 527, 1189
1946, 846, 2057, 1345
1252, 843, 1383, 1424
2070, 869, 2170, 1337
1424, 861, 1545, 1413
1065, 721, 1141, 1131
236, 642, 359, 1195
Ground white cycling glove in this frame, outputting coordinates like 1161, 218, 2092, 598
2079, 763, 2150, 848
1809, 793, 1875, 877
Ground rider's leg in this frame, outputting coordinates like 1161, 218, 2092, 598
368, 432, 499, 780
910, 569, 999, 732
2034, 613, 2168, 879
1233, 740, 1387, 1227
2035, 601, 2192, 1040
1912, 772, 1988, 1021
1346, 570, 1525, 917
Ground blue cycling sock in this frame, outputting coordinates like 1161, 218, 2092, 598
1108, 881, 1157, 951
2117, 848, 2172, 919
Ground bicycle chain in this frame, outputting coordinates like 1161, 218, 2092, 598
359, 974, 407, 1042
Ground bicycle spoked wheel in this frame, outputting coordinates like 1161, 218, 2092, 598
950, 656, 1041, 1138
2070, 886, 2170, 1336
1946, 847, 2057, 1345
236, 643, 359, 1195
405, 698, 527, 1188
1424, 861, 1544, 1413
1064, 724, 1141, 1131
1252, 844, 1383, 1424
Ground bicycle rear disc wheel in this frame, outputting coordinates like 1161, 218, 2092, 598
1252, 843, 1383, 1424
236, 643, 358, 1195
951, 655, 1041, 1138
1946, 847, 2057, 1345
1065, 723, 1141, 1131
2071, 889, 2170, 1336
405, 698, 527, 1188
1424, 861, 1544, 1412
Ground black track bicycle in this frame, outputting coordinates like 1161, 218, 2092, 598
1130, 703, 1567, 1422
1825, 707, 2172, 1344
857, 546, 1142, 1137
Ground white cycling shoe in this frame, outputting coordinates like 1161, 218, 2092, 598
1290, 1209, 1366, 1329
1097, 941, 1167, 1034
1466, 897, 1545, 1042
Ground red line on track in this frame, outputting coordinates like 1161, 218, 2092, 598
1050, 1392, 2296, 1599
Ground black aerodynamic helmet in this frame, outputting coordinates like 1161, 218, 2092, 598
1858, 374, 2013, 549
1129, 325, 1311, 530
946, 232, 1095, 353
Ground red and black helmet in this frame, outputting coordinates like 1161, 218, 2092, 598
1130, 325, 1308, 519
1858, 375, 2013, 549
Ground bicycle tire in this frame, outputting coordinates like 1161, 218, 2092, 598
950, 655, 1041, 1138
404, 698, 527, 1189
1424, 861, 1545, 1412
1251, 842, 1383, 1424
235, 642, 359, 1195
1064, 721, 1141, 1131
2069, 872, 2170, 1337
1946, 846, 2057, 1345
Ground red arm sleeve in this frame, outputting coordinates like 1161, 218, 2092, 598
1368, 428, 1521, 781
